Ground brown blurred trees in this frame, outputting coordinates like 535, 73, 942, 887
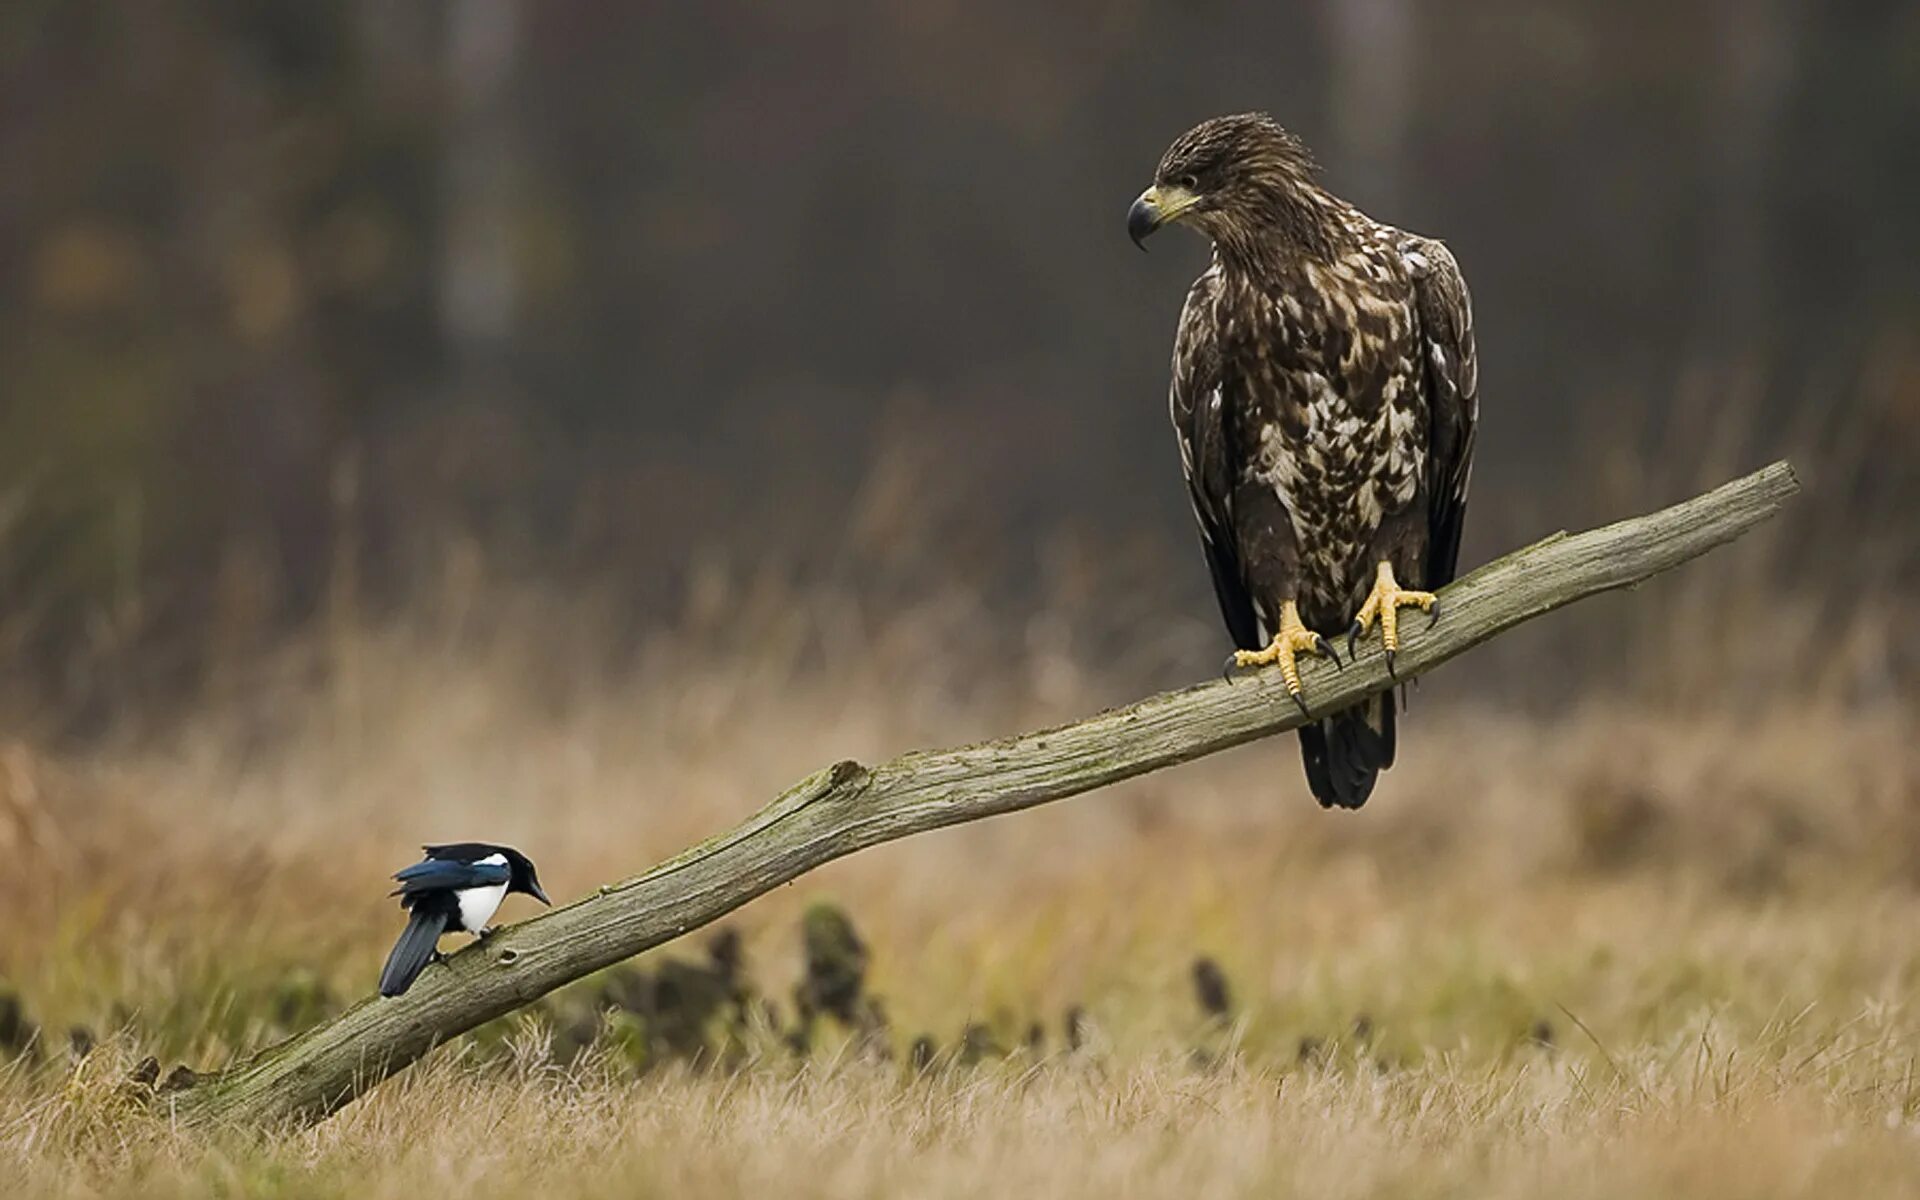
0, 2, 1913, 719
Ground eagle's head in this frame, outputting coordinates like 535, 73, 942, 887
1128, 113, 1326, 257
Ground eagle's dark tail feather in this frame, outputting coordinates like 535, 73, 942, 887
1298, 692, 1396, 809
379, 909, 447, 998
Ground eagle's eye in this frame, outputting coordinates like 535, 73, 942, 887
1175, 173, 1200, 191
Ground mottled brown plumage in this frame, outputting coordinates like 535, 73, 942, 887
1130, 113, 1478, 809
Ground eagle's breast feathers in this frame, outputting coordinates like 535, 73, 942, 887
1173, 217, 1470, 636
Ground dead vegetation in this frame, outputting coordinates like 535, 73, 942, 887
0, 547, 1915, 1193
0, 383, 1914, 1194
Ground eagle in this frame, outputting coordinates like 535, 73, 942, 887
1128, 113, 1478, 810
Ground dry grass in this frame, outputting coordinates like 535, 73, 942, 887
0, 557, 1916, 1197
12, 1037, 1920, 1200
2, 377, 1917, 1195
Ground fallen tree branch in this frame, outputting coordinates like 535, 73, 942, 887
171, 461, 1799, 1126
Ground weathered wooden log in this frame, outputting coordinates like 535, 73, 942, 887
170, 461, 1799, 1127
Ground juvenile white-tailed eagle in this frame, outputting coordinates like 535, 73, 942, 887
1129, 113, 1478, 809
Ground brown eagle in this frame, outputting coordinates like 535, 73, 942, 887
1128, 113, 1478, 809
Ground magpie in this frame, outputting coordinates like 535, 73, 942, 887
378, 843, 551, 998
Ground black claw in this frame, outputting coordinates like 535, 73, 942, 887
1346, 621, 1363, 658
1221, 653, 1240, 681
1314, 634, 1343, 669
1426, 600, 1441, 629
1289, 689, 1310, 717
1384, 648, 1399, 682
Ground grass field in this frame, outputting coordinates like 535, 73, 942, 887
1, 546, 1917, 1198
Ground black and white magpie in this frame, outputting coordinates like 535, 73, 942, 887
378, 843, 551, 998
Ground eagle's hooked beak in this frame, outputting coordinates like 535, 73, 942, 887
1127, 184, 1199, 250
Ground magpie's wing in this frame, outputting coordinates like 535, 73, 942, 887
389, 857, 510, 897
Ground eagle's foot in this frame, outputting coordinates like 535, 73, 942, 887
1346, 561, 1438, 679
1229, 601, 1337, 715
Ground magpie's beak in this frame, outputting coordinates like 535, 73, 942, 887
1127, 184, 1198, 251
529, 880, 551, 906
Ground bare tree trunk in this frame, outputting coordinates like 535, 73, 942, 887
1325, 0, 1415, 212
165, 463, 1799, 1129
439, 0, 521, 375
1700, 0, 1799, 351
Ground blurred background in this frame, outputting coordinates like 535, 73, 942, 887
0, 0, 1919, 1099
3, 0, 1915, 734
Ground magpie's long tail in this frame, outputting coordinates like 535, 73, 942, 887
1297, 692, 1396, 810
379, 910, 448, 998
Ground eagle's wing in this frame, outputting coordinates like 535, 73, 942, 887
1170, 270, 1263, 651
1405, 237, 1478, 589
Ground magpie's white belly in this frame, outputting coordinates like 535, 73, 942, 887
455, 880, 508, 933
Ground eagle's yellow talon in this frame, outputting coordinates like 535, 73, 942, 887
1350, 561, 1438, 664
1230, 601, 1336, 711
